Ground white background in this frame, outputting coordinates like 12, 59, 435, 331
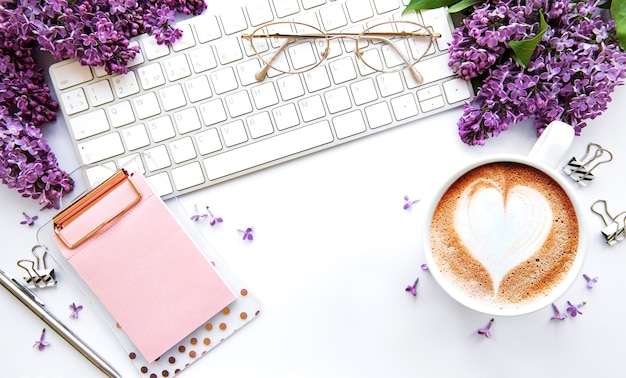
2, 1, 626, 377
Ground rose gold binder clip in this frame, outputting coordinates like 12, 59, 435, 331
53, 169, 142, 249
591, 200, 625, 246
17, 245, 56, 289
563, 143, 613, 186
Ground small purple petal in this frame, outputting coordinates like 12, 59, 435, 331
550, 303, 566, 320
477, 318, 494, 338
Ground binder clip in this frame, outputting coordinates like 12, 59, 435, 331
16, 245, 57, 289
563, 143, 613, 186
591, 200, 624, 246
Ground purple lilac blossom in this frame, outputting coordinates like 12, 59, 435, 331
0, 0, 207, 205
449, 0, 626, 146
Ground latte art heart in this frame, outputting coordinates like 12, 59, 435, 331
454, 179, 553, 295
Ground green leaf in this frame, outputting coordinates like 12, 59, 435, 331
612, 1, 626, 50
509, 9, 548, 67
403, 0, 460, 13
448, 0, 483, 13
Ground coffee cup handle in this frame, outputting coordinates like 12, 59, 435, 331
527, 121, 575, 168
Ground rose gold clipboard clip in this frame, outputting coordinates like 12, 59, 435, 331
53, 169, 142, 249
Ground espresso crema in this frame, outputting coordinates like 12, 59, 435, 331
430, 162, 578, 307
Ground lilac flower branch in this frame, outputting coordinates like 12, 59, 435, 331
1, 0, 208, 205
443, 0, 626, 145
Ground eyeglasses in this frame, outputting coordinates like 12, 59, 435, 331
241, 21, 440, 83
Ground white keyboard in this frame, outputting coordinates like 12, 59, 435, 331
49, 0, 473, 197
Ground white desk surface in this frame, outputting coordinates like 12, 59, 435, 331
2, 1, 626, 377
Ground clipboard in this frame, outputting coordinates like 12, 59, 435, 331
47, 169, 257, 370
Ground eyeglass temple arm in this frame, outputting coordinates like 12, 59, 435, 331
361, 35, 424, 85
253, 37, 295, 81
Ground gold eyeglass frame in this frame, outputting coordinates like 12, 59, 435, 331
241, 20, 441, 83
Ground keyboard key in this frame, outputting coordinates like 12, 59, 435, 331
324, 86, 352, 114
144, 145, 172, 171
221, 120, 249, 147
193, 15, 222, 43
62, 88, 89, 115
251, 82, 279, 109
141, 37, 170, 60
51, 60, 93, 89
272, 0, 300, 18
302, 0, 326, 9
173, 108, 202, 134
376, 72, 404, 97
163, 54, 192, 81
329, 56, 357, 84
184, 76, 212, 102
210, 67, 239, 94
417, 85, 442, 101
78, 132, 124, 164
303, 66, 331, 92
171, 24, 196, 52
171, 162, 205, 190
199, 99, 228, 125
159, 84, 187, 111
133, 92, 161, 119
137, 63, 166, 90
189, 46, 218, 73
169, 137, 197, 163
203, 121, 334, 180
225, 91, 253, 118
364, 102, 393, 128
122, 124, 150, 150
408, 54, 454, 86
346, 0, 374, 22
86, 163, 118, 187
70, 109, 110, 140
236, 59, 263, 86
195, 128, 223, 155
288, 41, 319, 71
112, 72, 140, 98
332, 110, 367, 139
350, 78, 378, 105
420, 7, 453, 51
146, 172, 173, 196
147, 116, 176, 142
220, 8, 248, 35
246, 1, 274, 26
118, 154, 145, 175
272, 103, 300, 130
443, 78, 472, 103
247, 112, 274, 138
277, 75, 305, 100
107, 101, 135, 128
298, 95, 326, 122
419, 95, 445, 112
390, 93, 418, 120
373, 0, 399, 14
319, 3, 348, 30
215, 37, 244, 65
85, 80, 114, 107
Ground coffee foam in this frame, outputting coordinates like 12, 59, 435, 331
430, 162, 579, 307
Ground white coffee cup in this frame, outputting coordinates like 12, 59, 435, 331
423, 121, 587, 316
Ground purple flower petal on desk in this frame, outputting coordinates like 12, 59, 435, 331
477, 318, 494, 338
33, 328, 50, 351
20, 212, 38, 226
69, 302, 83, 319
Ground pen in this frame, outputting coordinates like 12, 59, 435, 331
0, 268, 123, 378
